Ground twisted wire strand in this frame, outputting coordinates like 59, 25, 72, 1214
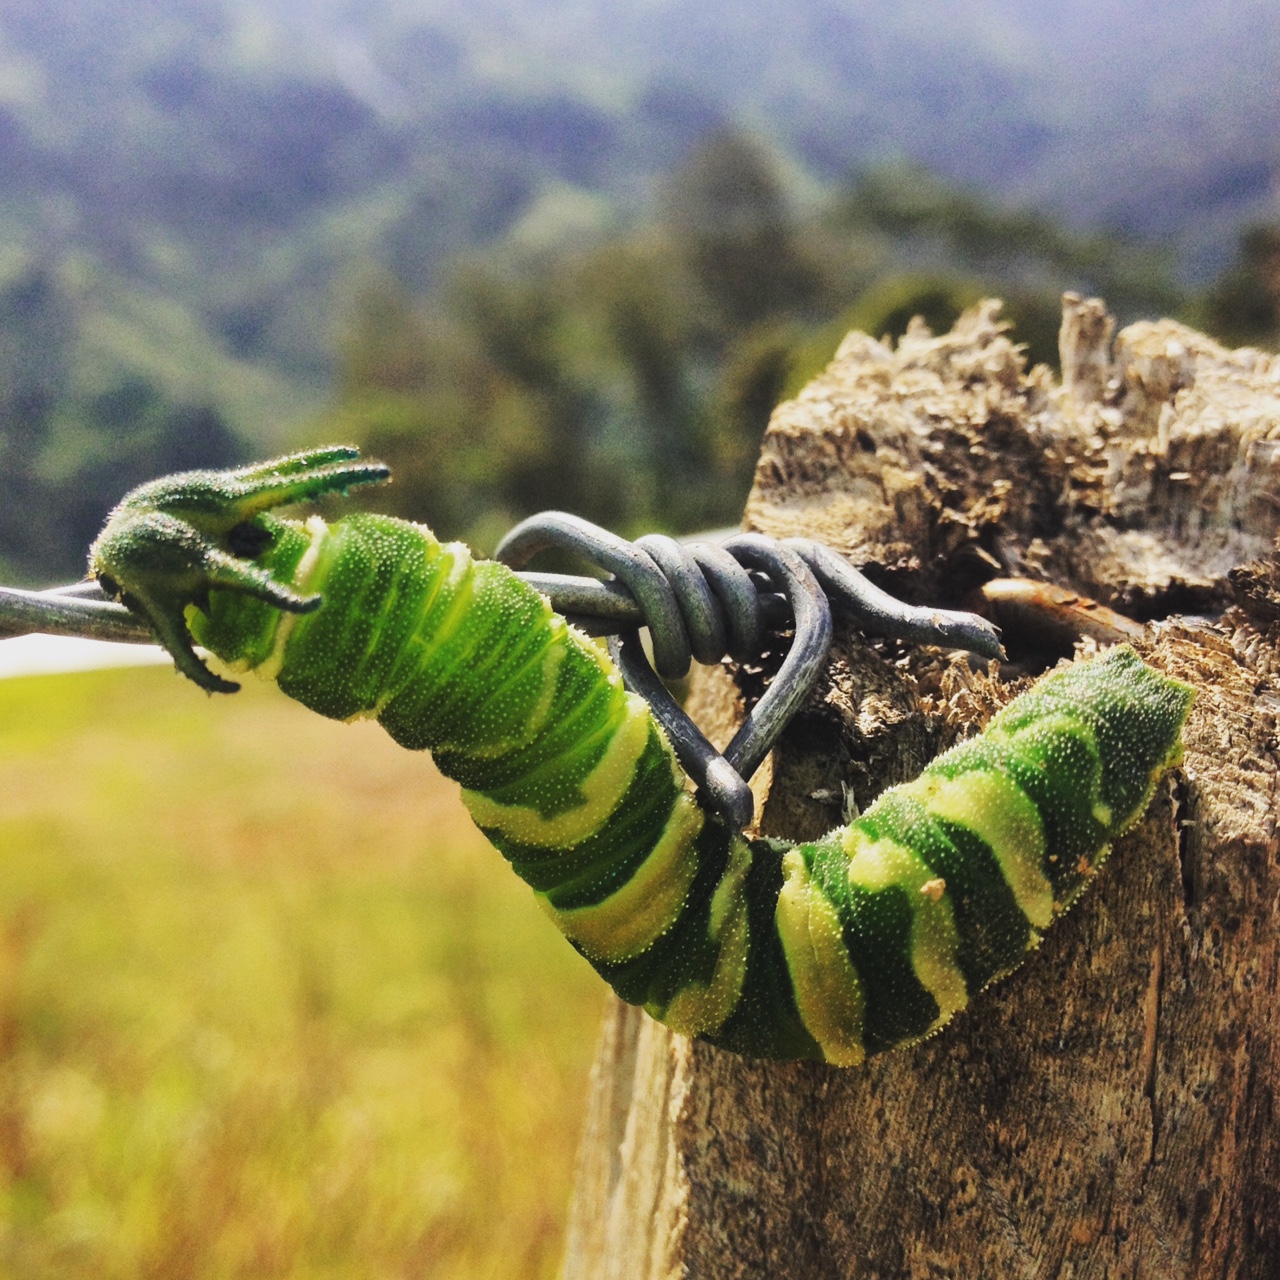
494, 512, 694, 678
602, 536, 836, 827
714, 535, 832, 784
496, 516, 1003, 673
3, 515, 1003, 830
494, 513, 1002, 827
608, 629, 757, 831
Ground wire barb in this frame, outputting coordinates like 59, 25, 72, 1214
4, 509, 1002, 831
496, 512, 1001, 828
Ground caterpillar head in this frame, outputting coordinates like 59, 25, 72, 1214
90, 445, 390, 693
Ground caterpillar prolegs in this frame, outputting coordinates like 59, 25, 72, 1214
88, 449, 1194, 1065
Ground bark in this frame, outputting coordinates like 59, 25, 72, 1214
561, 296, 1280, 1280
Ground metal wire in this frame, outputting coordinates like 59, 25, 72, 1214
0, 586, 153, 643
600, 536, 835, 827
609, 629, 757, 831
496, 513, 1001, 827
715, 534, 832, 785
789, 540, 1004, 659
3, 515, 1003, 830
495, 512, 694, 679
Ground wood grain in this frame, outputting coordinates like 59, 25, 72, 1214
562, 296, 1280, 1279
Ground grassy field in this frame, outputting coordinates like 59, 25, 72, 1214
0, 665, 606, 1279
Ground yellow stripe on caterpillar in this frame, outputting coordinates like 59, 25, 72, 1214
842, 828, 969, 1030
656, 835, 753, 1038
536, 788, 704, 963
460, 690, 651, 848
909, 888, 968, 1034
776, 849, 866, 1066
256, 514, 331, 682
905, 770, 1053, 930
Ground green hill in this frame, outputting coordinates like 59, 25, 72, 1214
0, 0, 1275, 579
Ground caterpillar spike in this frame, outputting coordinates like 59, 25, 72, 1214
89, 447, 390, 692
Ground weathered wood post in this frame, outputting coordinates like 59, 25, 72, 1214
561, 296, 1280, 1279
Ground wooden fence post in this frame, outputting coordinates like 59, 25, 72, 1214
561, 297, 1280, 1280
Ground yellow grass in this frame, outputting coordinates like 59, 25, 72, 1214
0, 665, 606, 1279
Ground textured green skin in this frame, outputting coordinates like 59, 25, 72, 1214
182, 511, 1192, 1063
88, 453, 1194, 1064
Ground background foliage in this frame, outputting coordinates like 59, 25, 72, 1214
0, 665, 603, 1279
0, 0, 1276, 579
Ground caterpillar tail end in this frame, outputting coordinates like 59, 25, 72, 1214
88, 446, 388, 693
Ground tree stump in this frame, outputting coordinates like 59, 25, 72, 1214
560, 296, 1280, 1280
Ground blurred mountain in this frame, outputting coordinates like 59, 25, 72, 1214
0, 0, 1273, 413
0, 0, 1275, 579
246, 0, 1280, 265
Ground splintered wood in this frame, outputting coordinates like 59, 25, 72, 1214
562, 296, 1280, 1280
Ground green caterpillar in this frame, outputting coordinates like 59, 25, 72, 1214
89, 448, 1194, 1065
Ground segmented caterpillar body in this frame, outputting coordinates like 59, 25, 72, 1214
173, 507, 1193, 1065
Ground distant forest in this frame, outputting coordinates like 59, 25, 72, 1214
0, 0, 1276, 581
